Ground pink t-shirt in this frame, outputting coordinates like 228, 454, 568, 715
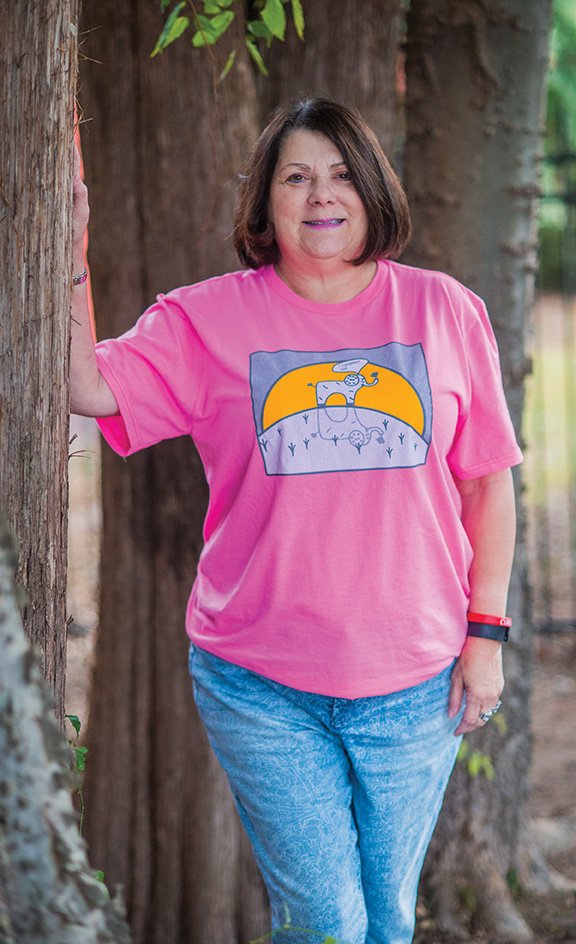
94, 261, 522, 698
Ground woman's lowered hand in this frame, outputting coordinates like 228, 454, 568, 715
448, 636, 504, 735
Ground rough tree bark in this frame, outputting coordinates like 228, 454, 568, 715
0, 5, 131, 936
79, 5, 407, 942
0, 0, 77, 724
79, 6, 266, 944
78, 1, 554, 941
0, 512, 131, 944
403, 1, 553, 939
258, 0, 403, 155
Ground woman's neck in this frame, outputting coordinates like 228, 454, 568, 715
274, 258, 378, 304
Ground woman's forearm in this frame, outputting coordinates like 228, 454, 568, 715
449, 468, 516, 734
70, 144, 118, 418
456, 468, 517, 615
70, 244, 118, 416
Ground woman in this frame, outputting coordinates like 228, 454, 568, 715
71, 98, 522, 944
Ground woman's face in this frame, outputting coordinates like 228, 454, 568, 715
268, 130, 369, 268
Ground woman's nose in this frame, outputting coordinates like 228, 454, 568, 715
307, 177, 336, 204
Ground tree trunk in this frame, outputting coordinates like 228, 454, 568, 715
0, 512, 132, 944
259, 0, 403, 156
0, 0, 77, 725
78, 7, 266, 943
79, 5, 409, 942
404, 2, 553, 939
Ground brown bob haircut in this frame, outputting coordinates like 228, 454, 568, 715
233, 97, 411, 269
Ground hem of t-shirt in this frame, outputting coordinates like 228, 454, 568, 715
188, 637, 459, 699
261, 260, 390, 314
451, 447, 523, 481
93, 351, 144, 457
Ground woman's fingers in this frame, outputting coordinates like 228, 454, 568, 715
454, 682, 504, 735
72, 139, 89, 242
451, 638, 504, 736
454, 694, 483, 735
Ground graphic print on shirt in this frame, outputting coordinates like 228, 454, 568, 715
250, 343, 432, 475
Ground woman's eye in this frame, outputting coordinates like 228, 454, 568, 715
338, 172, 352, 181
286, 173, 306, 183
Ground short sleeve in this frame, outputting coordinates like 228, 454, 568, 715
94, 290, 205, 458
447, 295, 523, 479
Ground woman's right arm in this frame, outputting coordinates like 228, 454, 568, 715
70, 144, 119, 418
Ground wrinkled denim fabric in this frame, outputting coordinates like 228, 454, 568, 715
189, 643, 462, 944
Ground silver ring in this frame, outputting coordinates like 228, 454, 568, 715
479, 699, 502, 723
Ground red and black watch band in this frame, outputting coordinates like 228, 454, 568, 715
467, 612, 512, 643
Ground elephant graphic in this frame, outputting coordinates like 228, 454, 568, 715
307, 358, 383, 450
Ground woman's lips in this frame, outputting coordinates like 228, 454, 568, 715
303, 218, 345, 227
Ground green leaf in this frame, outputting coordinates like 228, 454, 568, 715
468, 751, 481, 777
290, 0, 304, 40
261, 0, 286, 40
467, 749, 495, 781
74, 745, 88, 772
151, 4, 189, 58
192, 10, 235, 47
94, 870, 110, 897
65, 713, 81, 737
203, 0, 234, 11
246, 37, 269, 75
492, 712, 507, 735
247, 20, 273, 41
161, 0, 172, 9
218, 49, 237, 81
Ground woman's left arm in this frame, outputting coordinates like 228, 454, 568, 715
448, 467, 517, 735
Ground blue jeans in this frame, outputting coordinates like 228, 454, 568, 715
188, 643, 462, 944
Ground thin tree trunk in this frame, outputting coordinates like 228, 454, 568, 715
0, 512, 131, 944
404, 2, 553, 939
79, 7, 265, 943
260, 0, 403, 156
0, 0, 77, 724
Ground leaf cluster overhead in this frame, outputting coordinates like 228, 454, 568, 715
151, 0, 305, 76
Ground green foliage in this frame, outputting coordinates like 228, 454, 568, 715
66, 712, 81, 737
457, 739, 496, 781
506, 868, 522, 896
152, 0, 305, 78
249, 903, 346, 942
192, 11, 236, 48
151, 2, 190, 57
538, 0, 576, 290
66, 714, 110, 893
260, 0, 286, 41
491, 711, 507, 736
547, 0, 576, 149
219, 48, 237, 81
249, 925, 345, 943
73, 744, 88, 772
290, 0, 304, 40
246, 37, 269, 75
65, 712, 88, 830
458, 883, 478, 913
